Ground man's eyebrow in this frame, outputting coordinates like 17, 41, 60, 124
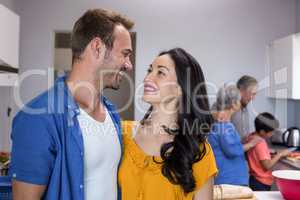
122, 49, 132, 54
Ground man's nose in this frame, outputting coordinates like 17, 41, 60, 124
124, 59, 133, 71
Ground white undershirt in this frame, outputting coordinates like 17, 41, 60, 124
77, 107, 121, 200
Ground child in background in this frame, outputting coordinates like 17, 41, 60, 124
246, 112, 290, 191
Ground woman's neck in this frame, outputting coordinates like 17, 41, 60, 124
144, 102, 179, 133
215, 109, 233, 122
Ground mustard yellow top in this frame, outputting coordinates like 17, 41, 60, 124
119, 121, 218, 200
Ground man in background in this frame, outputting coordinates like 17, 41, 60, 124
232, 75, 258, 142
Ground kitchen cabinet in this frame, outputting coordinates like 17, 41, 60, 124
0, 3, 20, 86
0, 87, 13, 151
268, 33, 300, 99
0, 4, 19, 150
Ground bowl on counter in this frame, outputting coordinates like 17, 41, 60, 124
272, 170, 300, 200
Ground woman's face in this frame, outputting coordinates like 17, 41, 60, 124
143, 54, 182, 105
231, 100, 241, 113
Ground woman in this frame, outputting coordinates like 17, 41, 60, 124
119, 48, 218, 200
208, 85, 259, 186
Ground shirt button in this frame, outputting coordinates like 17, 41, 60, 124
80, 152, 83, 156
12, 173, 17, 178
80, 184, 83, 189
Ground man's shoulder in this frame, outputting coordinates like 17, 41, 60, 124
14, 86, 64, 124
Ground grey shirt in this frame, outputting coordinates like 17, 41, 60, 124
231, 106, 252, 141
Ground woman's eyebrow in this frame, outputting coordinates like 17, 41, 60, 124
157, 65, 170, 71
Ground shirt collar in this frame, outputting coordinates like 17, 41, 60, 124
54, 75, 115, 118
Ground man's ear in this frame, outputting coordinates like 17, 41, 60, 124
90, 37, 106, 59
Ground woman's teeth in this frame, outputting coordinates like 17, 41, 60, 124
118, 71, 125, 76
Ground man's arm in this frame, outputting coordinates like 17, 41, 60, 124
13, 180, 46, 200
10, 112, 55, 199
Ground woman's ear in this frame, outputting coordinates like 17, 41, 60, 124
177, 85, 183, 97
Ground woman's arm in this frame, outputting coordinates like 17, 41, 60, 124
243, 135, 262, 152
193, 177, 214, 200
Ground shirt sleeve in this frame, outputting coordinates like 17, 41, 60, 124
254, 141, 271, 161
9, 112, 56, 185
192, 142, 218, 193
219, 128, 244, 158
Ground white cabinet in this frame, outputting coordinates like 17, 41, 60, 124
268, 33, 300, 99
0, 4, 20, 69
0, 4, 20, 87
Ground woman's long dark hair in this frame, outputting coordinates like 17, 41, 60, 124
142, 48, 213, 193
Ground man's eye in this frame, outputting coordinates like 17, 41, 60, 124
123, 52, 131, 58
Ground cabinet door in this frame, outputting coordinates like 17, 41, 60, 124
0, 87, 13, 151
268, 36, 293, 99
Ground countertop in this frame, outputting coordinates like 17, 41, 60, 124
254, 191, 283, 200
269, 144, 300, 170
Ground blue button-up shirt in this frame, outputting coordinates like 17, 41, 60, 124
9, 76, 123, 200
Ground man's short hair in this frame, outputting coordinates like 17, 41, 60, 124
71, 8, 134, 62
255, 112, 279, 133
236, 75, 258, 90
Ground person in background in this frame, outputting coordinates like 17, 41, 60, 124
246, 112, 290, 191
208, 85, 260, 186
10, 9, 134, 200
119, 48, 218, 200
231, 75, 258, 142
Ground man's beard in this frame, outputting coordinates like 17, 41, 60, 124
104, 71, 123, 90
241, 100, 248, 108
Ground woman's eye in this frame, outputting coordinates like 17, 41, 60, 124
147, 69, 152, 74
158, 71, 166, 76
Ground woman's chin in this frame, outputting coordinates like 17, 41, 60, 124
142, 94, 160, 104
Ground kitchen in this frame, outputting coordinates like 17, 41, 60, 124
1, 0, 300, 199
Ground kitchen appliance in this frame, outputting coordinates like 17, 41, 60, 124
271, 127, 300, 147
271, 129, 287, 145
284, 127, 300, 147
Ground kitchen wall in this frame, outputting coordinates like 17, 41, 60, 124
0, 0, 17, 150
1, 0, 298, 137
14, 0, 297, 124
0, 0, 15, 12
297, 0, 300, 32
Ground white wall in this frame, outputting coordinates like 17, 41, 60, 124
0, 0, 15, 12
297, 0, 300, 32
13, 0, 297, 124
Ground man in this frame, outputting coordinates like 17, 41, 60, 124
231, 75, 258, 142
10, 9, 134, 200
